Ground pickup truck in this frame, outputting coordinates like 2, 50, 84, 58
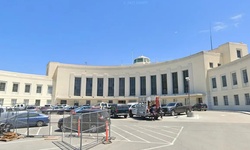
162, 102, 191, 116
109, 104, 129, 118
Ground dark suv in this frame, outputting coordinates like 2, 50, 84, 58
58, 109, 108, 133
109, 104, 129, 118
192, 103, 207, 111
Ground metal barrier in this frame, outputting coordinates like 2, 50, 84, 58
0, 108, 112, 149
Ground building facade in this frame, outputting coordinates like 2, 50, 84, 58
0, 42, 249, 111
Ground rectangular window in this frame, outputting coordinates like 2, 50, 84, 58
12, 83, 19, 92
118, 100, 126, 104
108, 100, 113, 104
223, 96, 229, 105
97, 78, 104, 96
129, 77, 136, 96
74, 77, 81, 96
183, 70, 189, 93
140, 76, 146, 96
221, 75, 227, 87
47, 85, 53, 94
25, 84, 31, 93
232, 72, 238, 86
242, 69, 248, 84
86, 78, 93, 96
245, 93, 250, 105
172, 72, 178, 94
23, 99, 29, 105
212, 78, 217, 89
218, 63, 221, 67
0, 82, 6, 91
35, 99, 41, 106
36, 85, 42, 93
209, 62, 213, 68
234, 95, 239, 105
237, 49, 242, 58
86, 100, 91, 105
213, 96, 218, 106
161, 74, 167, 95
119, 78, 125, 96
0, 98, 4, 106
11, 99, 17, 107
108, 78, 114, 96
151, 75, 157, 95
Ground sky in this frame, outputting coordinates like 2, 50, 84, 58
0, 0, 250, 75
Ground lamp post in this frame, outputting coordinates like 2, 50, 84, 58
185, 77, 193, 117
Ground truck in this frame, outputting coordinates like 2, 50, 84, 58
135, 96, 161, 120
162, 102, 191, 116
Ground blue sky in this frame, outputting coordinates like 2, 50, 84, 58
0, 0, 250, 75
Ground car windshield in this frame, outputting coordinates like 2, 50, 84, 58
167, 103, 176, 106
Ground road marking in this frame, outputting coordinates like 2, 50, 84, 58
171, 126, 183, 145
112, 130, 131, 142
36, 127, 42, 135
126, 126, 171, 144
113, 125, 150, 143
135, 126, 175, 139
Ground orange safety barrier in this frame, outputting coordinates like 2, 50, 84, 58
105, 121, 109, 142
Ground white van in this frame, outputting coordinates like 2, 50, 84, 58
14, 103, 26, 111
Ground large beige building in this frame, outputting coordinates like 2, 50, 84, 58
0, 42, 249, 111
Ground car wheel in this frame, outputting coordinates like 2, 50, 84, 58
90, 124, 97, 133
129, 111, 133, 117
124, 115, 128, 118
154, 115, 159, 120
171, 110, 175, 116
36, 121, 44, 127
3, 123, 14, 132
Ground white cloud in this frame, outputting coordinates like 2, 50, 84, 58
213, 22, 227, 31
230, 14, 243, 20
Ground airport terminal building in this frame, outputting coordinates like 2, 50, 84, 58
0, 42, 250, 111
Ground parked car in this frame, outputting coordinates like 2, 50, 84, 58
64, 106, 79, 112
128, 103, 138, 118
70, 105, 91, 114
0, 111, 49, 128
109, 104, 129, 118
162, 102, 190, 116
58, 109, 108, 133
26, 105, 40, 112
192, 103, 208, 111
14, 103, 26, 111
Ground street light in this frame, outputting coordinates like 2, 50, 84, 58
185, 77, 193, 117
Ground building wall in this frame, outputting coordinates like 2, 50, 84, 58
207, 54, 250, 111
0, 71, 53, 107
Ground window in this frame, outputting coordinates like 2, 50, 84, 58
218, 63, 221, 67
234, 95, 239, 105
74, 77, 81, 96
245, 93, 250, 105
86, 100, 91, 105
212, 77, 217, 89
242, 69, 248, 84
183, 70, 189, 93
12, 83, 19, 92
118, 100, 126, 104
213, 96, 218, 106
108, 100, 113, 104
86, 78, 93, 96
237, 49, 242, 58
140, 76, 146, 96
151, 75, 157, 95
47, 85, 53, 94
24, 99, 29, 105
223, 96, 229, 105
172, 72, 178, 94
108, 78, 114, 96
35, 99, 41, 106
161, 74, 167, 95
0, 82, 6, 91
130, 77, 136, 96
25, 84, 31, 93
119, 78, 125, 96
209, 62, 213, 68
36, 85, 42, 93
47, 100, 51, 104
97, 78, 104, 96
11, 99, 17, 107
221, 75, 227, 87
232, 72, 238, 86
0, 98, 4, 106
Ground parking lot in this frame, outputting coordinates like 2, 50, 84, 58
1, 110, 250, 150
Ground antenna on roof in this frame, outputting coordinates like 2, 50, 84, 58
210, 24, 213, 50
